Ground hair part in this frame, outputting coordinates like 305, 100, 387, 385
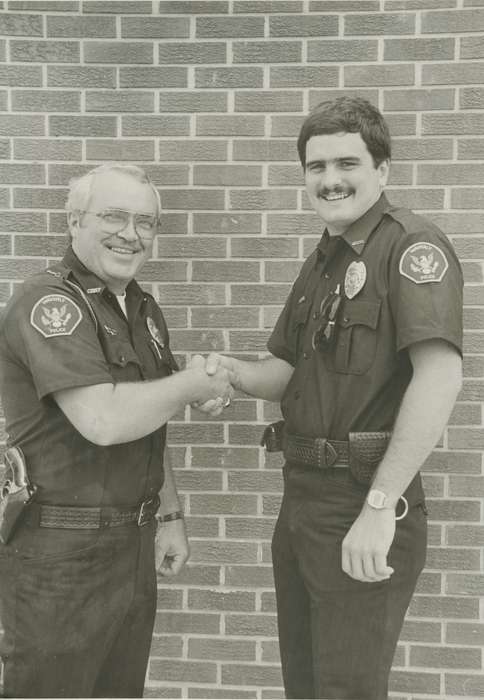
66, 163, 162, 218
297, 97, 391, 169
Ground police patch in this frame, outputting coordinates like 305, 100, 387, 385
30, 295, 83, 338
399, 242, 448, 284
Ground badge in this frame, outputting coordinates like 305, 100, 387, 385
146, 317, 164, 348
344, 261, 367, 299
30, 295, 82, 338
399, 242, 448, 284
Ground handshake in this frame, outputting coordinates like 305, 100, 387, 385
186, 353, 238, 417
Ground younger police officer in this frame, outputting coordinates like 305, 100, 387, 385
0, 164, 233, 698
202, 98, 463, 699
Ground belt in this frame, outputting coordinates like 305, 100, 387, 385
284, 432, 349, 469
30, 495, 160, 530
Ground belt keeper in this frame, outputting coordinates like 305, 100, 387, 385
155, 510, 184, 524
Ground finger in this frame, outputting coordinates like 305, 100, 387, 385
341, 546, 351, 577
169, 553, 186, 576
374, 553, 394, 579
362, 553, 379, 581
348, 553, 366, 582
188, 353, 205, 369
158, 557, 176, 577
205, 352, 220, 376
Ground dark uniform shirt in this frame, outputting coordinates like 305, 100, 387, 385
268, 194, 463, 441
0, 247, 177, 507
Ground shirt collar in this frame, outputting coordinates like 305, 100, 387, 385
62, 246, 144, 300
340, 193, 390, 255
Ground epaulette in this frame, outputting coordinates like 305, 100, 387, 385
385, 206, 440, 238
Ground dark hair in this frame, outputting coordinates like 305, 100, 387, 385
297, 96, 391, 169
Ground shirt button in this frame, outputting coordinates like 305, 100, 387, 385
324, 273, 331, 279
294, 390, 301, 399
119, 355, 126, 363
312, 312, 319, 320
303, 352, 309, 359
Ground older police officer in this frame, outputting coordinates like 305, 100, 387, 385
0, 163, 233, 698
201, 98, 463, 699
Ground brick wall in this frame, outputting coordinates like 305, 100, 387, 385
0, 0, 483, 698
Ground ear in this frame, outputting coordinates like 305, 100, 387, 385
378, 159, 390, 188
67, 211, 81, 239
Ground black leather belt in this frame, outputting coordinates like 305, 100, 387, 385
30, 495, 160, 530
284, 432, 349, 469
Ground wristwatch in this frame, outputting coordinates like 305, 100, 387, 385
366, 488, 391, 510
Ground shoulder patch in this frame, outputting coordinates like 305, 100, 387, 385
399, 242, 448, 284
30, 294, 83, 338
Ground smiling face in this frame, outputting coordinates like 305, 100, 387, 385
305, 131, 390, 237
69, 171, 158, 294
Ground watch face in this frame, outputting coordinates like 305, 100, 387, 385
368, 489, 387, 508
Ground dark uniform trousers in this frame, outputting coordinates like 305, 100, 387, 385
0, 512, 157, 698
272, 465, 427, 700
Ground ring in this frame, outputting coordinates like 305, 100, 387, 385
224, 398, 231, 408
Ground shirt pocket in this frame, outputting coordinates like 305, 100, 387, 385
292, 299, 311, 361
102, 338, 142, 381
333, 299, 381, 375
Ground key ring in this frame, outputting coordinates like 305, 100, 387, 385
395, 495, 409, 521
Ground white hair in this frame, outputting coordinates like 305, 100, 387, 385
65, 163, 162, 217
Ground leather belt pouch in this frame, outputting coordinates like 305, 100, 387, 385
348, 431, 391, 485
0, 485, 36, 544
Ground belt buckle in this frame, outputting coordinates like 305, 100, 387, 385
137, 499, 152, 527
315, 439, 338, 468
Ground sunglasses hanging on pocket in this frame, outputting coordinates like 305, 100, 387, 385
312, 283, 342, 352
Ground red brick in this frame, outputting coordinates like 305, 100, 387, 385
271, 65, 338, 88
0, 13, 43, 36
449, 403, 482, 425
195, 66, 263, 89
196, 16, 264, 37
168, 423, 224, 444
418, 163, 484, 185
188, 637, 256, 661
122, 17, 189, 38
308, 39, 378, 62
194, 164, 262, 187
160, 91, 227, 113
13, 187, 66, 209
157, 564, 221, 587
445, 673, 484, 696
14, 139, 81, 160
12, 89, 80, 112
446, 574, 484, 596
191, 447, 260, 470
47, 66, 116, 88
191, 540, 258, 564
408, 596, 479, 619
446, 525, 484, 547
47, 15, 115, 37
385, 38, 454, 61
0, 64, 42, 86
157, 237, 226, 259
0, 115, 44, 137
0, 213, 47, 236
85, 140, 154, 161
424, 113, 484, 136
159, 140, 227, 162
423, 62, 484, 85
11, 39, 80, 62
233, 41, 302, 63
386, 188, 444, 210
9, 1, 78, 8
158, 1, 228, 12
385, 89, 455, 112
231, 284, 290, 306
188, 589, 256, 612
270, 14, 338, 36
174, 469, 222, 492
144, 687, 181, 699
225, 517, 275, 540
159, 43, 226, 65
84, 1, 152, 11
49, 115, 116, 137
235, 1, 302, 10
388, 670, 442, 695
194, 213, 261, 235
267, 213, 321, 236
85, 41, 152, 64
150, 635, 183, 658
86, 91, 154, 112
346, 12, 415, 34
400, 620, 442, 643
235, 90, 303, 113
190, 494, 258, 516
169, 329, 225, 352
446, 622, 484, 646
422, 8, 484, 33
230, 189, 298, 211
0, 163, 45, 184
231, 237, 299, 258
459, 138, 484, 159
197, 115, 264, 137
460, 35, 484, 59
222, 663, 282, 687
150, 659, 216, 684
391, 137, 453, 160
427, 499, 481, 522
225, 614, 278, 637
233, 140, 296, 162
192, 261, 259, 282
345, 64, 415, 87
185, 516, 219, 538
120, 66, 187, 89
187, 689, 253, 700
229, 424, 268, 446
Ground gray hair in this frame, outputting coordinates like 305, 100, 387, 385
66, 163, 162, 217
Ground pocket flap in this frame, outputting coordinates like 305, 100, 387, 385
339, 299, 381, 329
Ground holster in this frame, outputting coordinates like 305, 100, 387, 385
0, 446, 37, 544
260, 420, 285, 452
348, 431, 391, 485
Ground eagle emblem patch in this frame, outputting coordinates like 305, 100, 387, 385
399, 242, 448, 284
30, 295, 83, 338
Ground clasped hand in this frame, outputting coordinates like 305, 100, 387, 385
188, 353, 237, 417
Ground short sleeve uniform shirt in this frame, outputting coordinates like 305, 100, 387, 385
268, 194, 463, 441
0, 247, 177, 507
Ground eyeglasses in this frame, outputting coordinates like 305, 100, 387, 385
82, 209, 160, 240
312, 284, 342, 352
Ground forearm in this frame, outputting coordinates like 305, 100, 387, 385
54, 364, 230, 445
231, 355, 294, 402
158, 447, 181, 515
372, 343, 462, 506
